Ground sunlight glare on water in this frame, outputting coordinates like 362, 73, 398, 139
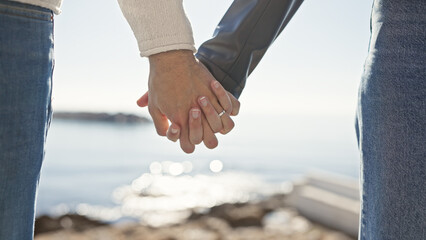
76, 170, 290, 227
209, 160, 224, 173
149, 161, 162, 174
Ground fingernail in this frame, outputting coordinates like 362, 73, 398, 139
213, 81, 220, 89
192, 109, 200, 119
171, 127, 179, 134
199, 97, 207, 107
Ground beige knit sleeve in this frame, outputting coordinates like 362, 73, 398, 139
117, 0, 196, 57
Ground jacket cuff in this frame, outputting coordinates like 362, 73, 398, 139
196, 0, 304, 99
197, 54, 244, 98
118, 0, 196, 57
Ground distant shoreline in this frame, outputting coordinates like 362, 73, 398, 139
53, 112, 151, 124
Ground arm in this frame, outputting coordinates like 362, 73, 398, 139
117, 0, 196, 57
118, 0, 239, 153
196, 0, 304, 99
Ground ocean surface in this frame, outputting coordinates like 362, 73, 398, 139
36, 113, 360, 225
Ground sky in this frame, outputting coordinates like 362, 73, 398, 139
52, 0, 373, 117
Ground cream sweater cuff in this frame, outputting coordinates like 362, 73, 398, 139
9, 0, 62, 14
118, 0, 196, 57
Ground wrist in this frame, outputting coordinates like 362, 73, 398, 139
148, 50, 195, 68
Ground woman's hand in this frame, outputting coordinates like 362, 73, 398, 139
136, 50, 240, 153
164, 80, 240, 143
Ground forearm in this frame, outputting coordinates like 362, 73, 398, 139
117, 0, 196, 57
196, 0, 304, 98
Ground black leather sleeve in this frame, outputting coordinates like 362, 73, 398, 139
196, 0, 304, 98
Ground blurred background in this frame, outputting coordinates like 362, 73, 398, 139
35, 0, 373, 239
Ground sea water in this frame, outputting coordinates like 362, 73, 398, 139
36, 113, 359, 225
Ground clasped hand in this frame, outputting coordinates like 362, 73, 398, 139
136, 50, 240, 153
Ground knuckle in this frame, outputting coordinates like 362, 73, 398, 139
205, 105, 216, 115
205, 139, 218, 149
148, 106, 155, 115
192, 138, 202, 145
232, 106, 240, 115
189, 120, 200, 130
183, 148, 194, 154
173, 111, 185, 121
180, 140, 195, 154
221, 118, 234, 134
212, 124, 223, 133
167, 136, 178, 142
227, 119, 235, 130
156, 129, 166, 136
217, 88, 226, 97
167, 130, 179, 141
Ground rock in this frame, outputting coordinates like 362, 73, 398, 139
198, 216, 232, 234
263, 209, 296, 233
35, 214, 107, 235
258, 194, 288, 212
305, 228, 323, 240
208, 203, 266, 227
53, 112, 150, 124
263, 209, 312, 235
35, 215, 356, 240
34, 194, 356, 240
322, 232, 354, 240
178, 227, 219, 240
34, 216, 63, 235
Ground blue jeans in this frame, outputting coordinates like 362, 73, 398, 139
0, 1, 54, 239
356, 0, 426, 239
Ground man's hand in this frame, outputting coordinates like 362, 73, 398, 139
142, 50, 237, 153
137, 79, 240, 144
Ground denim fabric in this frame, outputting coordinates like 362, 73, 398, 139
0, 1, 54, 239
356, 0, 426, 239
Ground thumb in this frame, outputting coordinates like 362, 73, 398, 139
137, 91, 149, 107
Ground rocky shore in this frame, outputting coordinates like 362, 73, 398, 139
35, 194, 355, 240
53, 112, 151, 124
